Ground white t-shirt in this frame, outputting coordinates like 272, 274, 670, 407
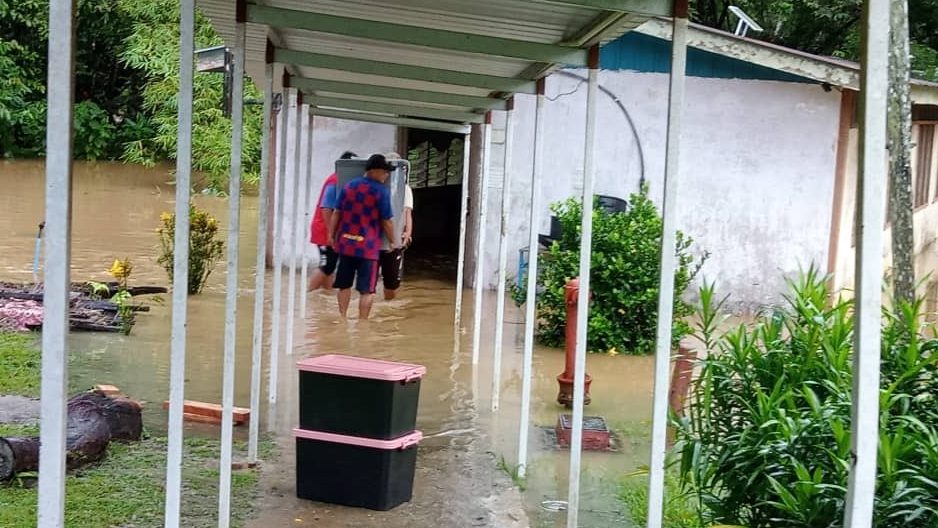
404, 184, 414, 210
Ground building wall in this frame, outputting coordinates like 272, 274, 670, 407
477, 70, 841, 311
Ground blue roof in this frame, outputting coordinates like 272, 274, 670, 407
600, 32, 814, 84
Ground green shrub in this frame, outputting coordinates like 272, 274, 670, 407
157, 204, 225, 294
619, 469, 702, 528
675, 267, 938, 527
528, 186, 706, 354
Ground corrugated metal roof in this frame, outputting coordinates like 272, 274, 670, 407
196, 0, 672, 126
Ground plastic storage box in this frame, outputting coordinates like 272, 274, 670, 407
294, 428, 422, 511
297, 354, 425, 440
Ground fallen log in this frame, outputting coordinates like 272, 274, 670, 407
0, 391, 142, 481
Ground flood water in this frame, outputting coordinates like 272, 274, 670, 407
0, 160, 658, 527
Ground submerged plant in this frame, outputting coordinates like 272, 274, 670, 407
157, 205, 224, 294
674, 266, 938, 527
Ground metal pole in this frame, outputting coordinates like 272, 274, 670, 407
284, 102, 305, 356
492, 101, 516, 412
471, 116, 493, 365
646, 5, 688, 526
248, 63, 273, 464
567, 48, 600, 528
163, 0, 194, 525
217, 18, 245, 528
299, 115, 316, 319
844, 0, 889, 525
37, 0, 75, 525
454, 133, 473, 331
267, 87, 291, 404
518, 80, 546, 478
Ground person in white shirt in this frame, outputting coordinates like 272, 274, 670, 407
380, 153, 414, 300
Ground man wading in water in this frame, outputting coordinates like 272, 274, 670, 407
328, 154, 398, 319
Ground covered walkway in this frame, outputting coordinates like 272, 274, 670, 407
36, 0, 891, 527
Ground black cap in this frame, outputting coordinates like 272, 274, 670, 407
365, 154, 394, 172
340, 151, 357, 160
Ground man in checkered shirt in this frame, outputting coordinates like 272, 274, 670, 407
328, 154, 399, 319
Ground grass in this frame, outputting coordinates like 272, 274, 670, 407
618, 469, 702, 528
0, 330, 278, 527
496, 455, 528, 491
0, 332, 41, 396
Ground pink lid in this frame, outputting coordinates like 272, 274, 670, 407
293, 428, 422, 450
296, 354, 426, 382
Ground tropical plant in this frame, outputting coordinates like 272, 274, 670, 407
675, 268, 938, 527
524, 187, 707, 354
157, 205, 224, 294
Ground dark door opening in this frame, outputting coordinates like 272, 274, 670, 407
401, 128, 465, 280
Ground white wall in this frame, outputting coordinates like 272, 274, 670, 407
479, 70, 842, 311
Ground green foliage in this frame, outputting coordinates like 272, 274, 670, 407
118, 0, 264, 191
619, 469, 702, 528
692, 0, 938, 82
675, 267, 938, 527
157, 205, 225, 294
530, 188, 706, 354
0, 332, 40, 397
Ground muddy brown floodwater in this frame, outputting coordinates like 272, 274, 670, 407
0, 160, 658, 527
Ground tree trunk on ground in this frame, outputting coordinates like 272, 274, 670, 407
0, 392, 142, 480
888, 0, 916, 306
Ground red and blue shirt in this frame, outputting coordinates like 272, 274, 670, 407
335, 176, 393, 260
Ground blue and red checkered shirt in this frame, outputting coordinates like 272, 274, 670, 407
335, 176, 394, 260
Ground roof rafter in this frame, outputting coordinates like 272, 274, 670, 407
527, 0, 672, 17
305, 95, 485, 123
291, 76, 509, 110
275, 48, 537, 94
309, 107, 471, 134
246, 3, 588, 65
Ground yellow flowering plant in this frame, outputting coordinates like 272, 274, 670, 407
157, 204, 225, 294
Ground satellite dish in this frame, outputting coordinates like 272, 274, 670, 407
729, 6, 764, 37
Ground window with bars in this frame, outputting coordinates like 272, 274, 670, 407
917, 123, 936, 207
407, 137, 465, 188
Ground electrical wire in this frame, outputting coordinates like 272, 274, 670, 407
551, 70, 647, 190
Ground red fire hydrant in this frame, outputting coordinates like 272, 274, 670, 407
557, 278, 592, 407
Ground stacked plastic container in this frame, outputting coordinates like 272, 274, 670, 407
294, 354, 426, 511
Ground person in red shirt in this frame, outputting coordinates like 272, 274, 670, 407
308, 151, 357, 291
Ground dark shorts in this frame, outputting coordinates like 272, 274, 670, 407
334, 255, 379, 294
379, 249, 404, 290
318, 245, 338, 275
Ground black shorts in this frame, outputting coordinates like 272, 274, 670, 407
379, 249, 404, 290
334, 255, 379, 294
318, 245, 338, 275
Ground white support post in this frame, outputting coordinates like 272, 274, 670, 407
454, 133, 473, 331
284, 102, 305, 356
37, 0, 75, 525
646, 6, 688, 527
844, 0, 889, 525
217, 18, 245, 528
492, 101, 516, 412
248, 63, 273, 463
566, 49, 600, 528
267, 86, 291, 404
299, 115, 316, 319
471, 116, 493, 365
518, 81, 547, 478
163, 0, 194, 525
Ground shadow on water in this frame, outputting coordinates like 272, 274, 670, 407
1, 160, 657, 527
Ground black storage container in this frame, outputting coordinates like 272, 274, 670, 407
294, 428, 422, 511
297, 354, 425, 440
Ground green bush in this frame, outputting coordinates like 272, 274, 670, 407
157, 204, 225, 294
675, 268, 938, 527
528, 187, 706, 354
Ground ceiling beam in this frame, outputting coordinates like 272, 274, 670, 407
309, 108, 472, 134
246, 3, 588, 66
291, 77, 509, 111
275, 48, 537, 94
527, 0, 672, 17
305, 95, 485, 123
